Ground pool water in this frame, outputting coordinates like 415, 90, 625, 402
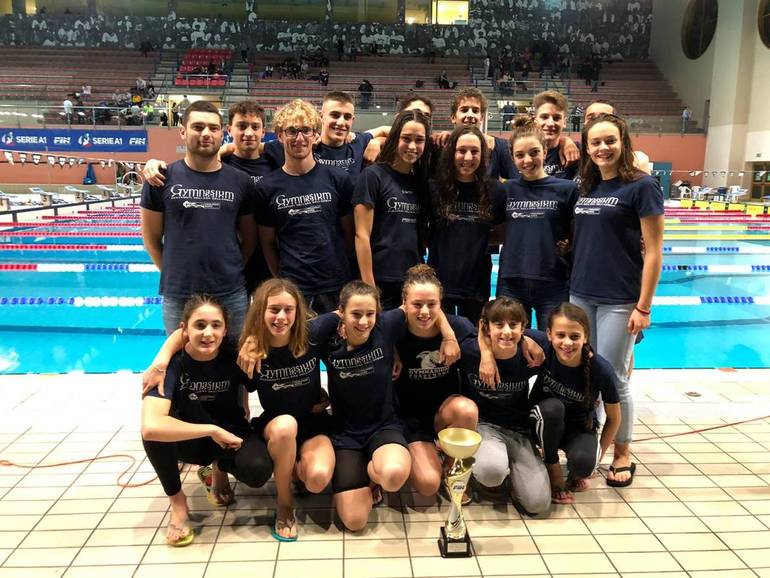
1, 206, 769, 373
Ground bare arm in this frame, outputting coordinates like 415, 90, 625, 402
599, 402, 621, 460
142, 159, 167, 187
258, 225, 280, 277
431, 309, 460, 365
238, 215, 258, 265
633, 150, 652, 175
628, 214, 664, 334
477, 326, 500, 387
140, 208, 164, 270
141, 328, 185, 397
366, 125, 391, 139
354, 204, 376, 286
558, 135, 580, 165
141, 396, 242, 449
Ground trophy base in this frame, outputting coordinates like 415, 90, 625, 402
438, 526, 473, 558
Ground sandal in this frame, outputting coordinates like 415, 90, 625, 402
271, 513, 298, 542
197, 465, 235, 507
371, 484, 383, 507
551, 487, 574, 504
606, 462, 636, 488
567, 476, 590, 493
165, 522, 194, 547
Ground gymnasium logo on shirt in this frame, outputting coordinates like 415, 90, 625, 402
330, 347, 383, 379
275, 191, 332, 216
468, 373, 528, 396
178, 372, 231, 399
316, 156, 355, 171
506, 199, 557, 220
408, 350, 449, 380
450, 201, 486, 223
574, 196, 618, 216
261, 358, 317, 390
541, 372, 585, 402
386, 197, 420, 224
170, 184, 235, 210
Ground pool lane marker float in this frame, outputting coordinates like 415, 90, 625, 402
664, 246, 770, 254
0, 244, 144, 251
0, 264, 157, 272
2, 295, 768, 306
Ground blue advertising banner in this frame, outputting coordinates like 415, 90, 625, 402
0, 129, 148, 153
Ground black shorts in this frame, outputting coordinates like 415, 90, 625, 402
251, 411, 333, 447
400, 414, 436, 444
331, 427, 408, 493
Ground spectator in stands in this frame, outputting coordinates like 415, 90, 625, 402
81, 84, 92, 100
501, 101, 515, 130
136, 77, 147, 92
336, 37, 344, 61
358, 79, 374, 109
63, 96, 73, 124
177, 95, 190, 120
570, 103, 584, 132
319, 68, 329, 87
681, 105, 691, 134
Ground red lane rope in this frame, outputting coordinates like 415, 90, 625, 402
0, 244, 109, 250
5, 231, 140, 238
5, 222, 139, 228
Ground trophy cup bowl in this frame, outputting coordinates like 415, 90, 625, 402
437, 428, 482, 558
438, 427, 482, 459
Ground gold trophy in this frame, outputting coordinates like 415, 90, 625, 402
437, 427, 482, 558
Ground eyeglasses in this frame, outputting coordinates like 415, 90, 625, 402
284, 126, 315, 139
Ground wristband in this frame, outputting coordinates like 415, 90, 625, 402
151, 364, 167, 373
634, 306, 651, 316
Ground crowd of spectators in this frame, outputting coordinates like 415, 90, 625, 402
0, 1, 652, 60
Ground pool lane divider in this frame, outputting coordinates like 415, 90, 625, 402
2, 295, 769, 306
3, 231, 141, 238
664, 246, 770, 254
0, 264, 157, 272
0, 244, 144, 251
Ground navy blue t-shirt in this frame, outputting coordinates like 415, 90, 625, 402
498, 175, 579, 282
530, 344, 620, 428
316, 308, 407, 448
571, 175, 664, 303
250, 340, 324, 421
353, 164, 423, 284
222, 153, 275, 185
544, 146, 578, 180
427, 179, 506, 300
458, 330, 548, 431
395, 314, 476, 421
149, 344, 251, 436
140, 160, 256, 298
255, 163, 354, 294
263, 132, 373, 177
221, 153, 275, 293
489, 136, 519, 180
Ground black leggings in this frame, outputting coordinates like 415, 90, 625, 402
442, 297, 485, 327
143, 431, 273, 496
530, 397, 598, 479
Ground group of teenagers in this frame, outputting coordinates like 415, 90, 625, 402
138, 84, 664, 546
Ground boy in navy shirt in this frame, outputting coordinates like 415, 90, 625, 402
256, 99, 355, 314
140, 100, 258, 340
263, 91, 387, 178
533, 90, 579, 180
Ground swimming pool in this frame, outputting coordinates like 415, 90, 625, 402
1, 204, 769, 373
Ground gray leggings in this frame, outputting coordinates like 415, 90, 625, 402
569, 295, 635, 444
473, 421, 551, 515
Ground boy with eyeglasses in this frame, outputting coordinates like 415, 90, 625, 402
255, 99, 355, 314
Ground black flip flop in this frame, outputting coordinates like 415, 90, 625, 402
606, 462, 636, 487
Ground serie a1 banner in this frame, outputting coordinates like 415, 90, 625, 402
0, 129, 148, 153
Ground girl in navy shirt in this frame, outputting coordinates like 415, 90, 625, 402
237, 278, 335, 542
141, 295, 272, 547
353, 110, 431, 309
458, 297, 551, 515
320, 280, 459, 530
497, 116, 579, 329
529, 303, 621, 504
572, 113, 663, 486
427, 126, 505, 325
394, 264, 478, 498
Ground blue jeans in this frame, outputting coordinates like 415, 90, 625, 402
497, 277, 568, 330
569, 295, 636, 444
162, 288, 249, 346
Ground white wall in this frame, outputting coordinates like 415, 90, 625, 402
649, 0, 714, 125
